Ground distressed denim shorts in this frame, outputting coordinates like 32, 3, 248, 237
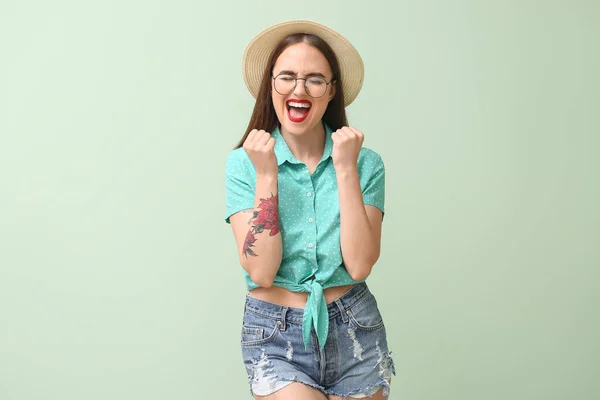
240, 282, 396, 398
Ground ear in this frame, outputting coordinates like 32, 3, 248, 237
328, 80, 337, 102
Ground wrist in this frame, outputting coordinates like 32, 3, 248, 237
256, 171, 278, 181
334, 165, 359, 179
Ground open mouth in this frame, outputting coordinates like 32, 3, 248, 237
286, 99, 312, 123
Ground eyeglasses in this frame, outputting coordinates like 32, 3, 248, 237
272, 73, 334, 98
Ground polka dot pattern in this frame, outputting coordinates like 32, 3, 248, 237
224, 123, 385, 291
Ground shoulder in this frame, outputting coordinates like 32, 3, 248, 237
226, 147, 252, 170
358, 147, 384, 170
225, 147, 256, 186
225, 147, 255, 182
226, 147, 248, 162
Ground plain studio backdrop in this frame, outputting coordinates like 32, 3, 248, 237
1, 1, 598, 399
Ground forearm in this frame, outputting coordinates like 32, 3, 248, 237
337, 167, 380, 280
240, 173, 282, 287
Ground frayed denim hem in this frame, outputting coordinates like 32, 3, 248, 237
324, 347, 396, 399
245, 348, 328, 396
249, 376, 327, 397
245, 347, 396, 398
324, 377, 392, 399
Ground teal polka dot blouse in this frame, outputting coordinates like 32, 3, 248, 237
224, 123, 385, 350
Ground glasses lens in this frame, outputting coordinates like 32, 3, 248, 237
305, 77, 327, 98
274, 74, 296, 95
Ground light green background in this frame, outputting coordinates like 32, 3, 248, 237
1, 1, 598, 399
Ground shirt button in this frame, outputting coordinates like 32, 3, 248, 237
308, 243, 313, 248
308, 218, 314, 223
307, 192, 312, 197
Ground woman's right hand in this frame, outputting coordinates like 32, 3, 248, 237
243, 129, 278, 177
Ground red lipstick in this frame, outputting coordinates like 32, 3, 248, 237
286, 99, 312, 123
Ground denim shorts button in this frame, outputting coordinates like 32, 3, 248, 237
346, 310, 351, 315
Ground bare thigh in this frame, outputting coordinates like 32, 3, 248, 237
327, 378, 392, 400
254, 382, 328, 400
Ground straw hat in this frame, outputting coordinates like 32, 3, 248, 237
242, 20, 364, 107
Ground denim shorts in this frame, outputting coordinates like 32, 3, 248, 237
240, 282, 396, 398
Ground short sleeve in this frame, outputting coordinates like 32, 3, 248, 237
225, 151, 255, 224
362, 153, 385, 219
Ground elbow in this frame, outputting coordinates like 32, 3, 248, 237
242, 259, 277, 288
347, 253, 379, 281
249, 271, 275, 288
348, 266, 372, 281
240, 251, 281, 288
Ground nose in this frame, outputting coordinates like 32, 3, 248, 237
292, 78, 308, 97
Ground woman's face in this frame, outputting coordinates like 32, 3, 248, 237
271, 42, 335, 136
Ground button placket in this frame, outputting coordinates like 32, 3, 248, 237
305, 183, 317, 257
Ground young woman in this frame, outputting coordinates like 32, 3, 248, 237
225, 20, 395, 399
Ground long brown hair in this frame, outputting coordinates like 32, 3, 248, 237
235, 33, 348, 149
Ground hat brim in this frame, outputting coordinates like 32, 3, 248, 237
242, 20, 364, 107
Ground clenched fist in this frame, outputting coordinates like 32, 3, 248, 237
331, 126, 364, 171
243, 129, 278, 177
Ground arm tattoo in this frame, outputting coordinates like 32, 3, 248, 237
242, 193, 280, 258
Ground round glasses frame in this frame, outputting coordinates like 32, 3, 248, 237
272, 73, 334, 99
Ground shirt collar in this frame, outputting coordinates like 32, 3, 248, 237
273, 123, 334, 166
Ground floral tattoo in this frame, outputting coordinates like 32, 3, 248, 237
242, 193, 280, 258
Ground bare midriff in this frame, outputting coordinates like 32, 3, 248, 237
248, 284, 355, 308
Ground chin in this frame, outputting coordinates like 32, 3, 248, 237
277, 111, 324, 136
280, 120, 312, 135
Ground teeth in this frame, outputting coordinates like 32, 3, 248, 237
288, 102, 311, 108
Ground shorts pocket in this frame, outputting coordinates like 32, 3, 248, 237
347, 293, 385, 331
240, 311, 280, 347
241, 326, 263, 343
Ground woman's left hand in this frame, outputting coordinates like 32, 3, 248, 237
331, 126, 364, 172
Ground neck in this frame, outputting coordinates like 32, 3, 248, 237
280, 122, 326, 163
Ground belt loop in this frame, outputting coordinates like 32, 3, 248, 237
335, 299, 348, 323
280, 307, 288, 331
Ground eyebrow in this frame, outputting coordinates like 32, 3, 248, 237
276, 70, 328, 79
